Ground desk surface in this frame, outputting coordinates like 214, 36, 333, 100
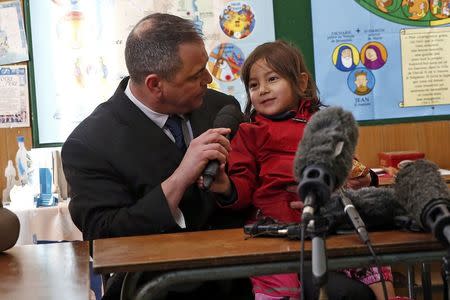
93, 229, 442, 274
0, 241, 90, 300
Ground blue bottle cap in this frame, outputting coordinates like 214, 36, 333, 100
17, 136, 24, 143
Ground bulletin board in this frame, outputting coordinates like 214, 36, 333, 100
25, 0, 275, 146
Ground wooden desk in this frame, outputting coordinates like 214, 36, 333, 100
0, 241, 90, 300
93, 229, 445, 300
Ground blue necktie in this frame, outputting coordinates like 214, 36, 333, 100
165, 115, 187, 152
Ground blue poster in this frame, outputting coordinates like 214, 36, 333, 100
311, 0, 450, 121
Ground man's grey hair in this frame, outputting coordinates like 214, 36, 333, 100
125, 13, 203, 84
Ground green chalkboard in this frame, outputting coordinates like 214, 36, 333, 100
273, 0, 315, 77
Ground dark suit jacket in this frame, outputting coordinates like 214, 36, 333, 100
62, 77, 244, 241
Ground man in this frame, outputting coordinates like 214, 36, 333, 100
62, 13, 247, 299
354, 70, 372, 96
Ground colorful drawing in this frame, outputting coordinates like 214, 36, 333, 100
360, 42, 388, 70
401, 0, 429, 20
348, 67, 376, 96
208, 43, 245, 82
219, 1, 255, 39
332, 44, 360, 71
357, 0, 450, 26
375, 0, 396, 13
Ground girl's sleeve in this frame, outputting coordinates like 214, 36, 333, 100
222, 124, 261, 210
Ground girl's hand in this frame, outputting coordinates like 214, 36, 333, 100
197, 163, 232, 196
290, 201, 304, 210
345, 173, 371, 189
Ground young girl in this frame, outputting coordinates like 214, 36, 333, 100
207, 40, 396, 300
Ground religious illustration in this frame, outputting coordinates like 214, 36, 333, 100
207, 43, 245, 82
313, 1, 450, 121
356, 0, 450, 26
29, 0, 275, 143
401, 0, 429, 20
332, 44, 359, 71
349, 68, 375, 96
360, 42, 388, 70
219, 1, 255, 39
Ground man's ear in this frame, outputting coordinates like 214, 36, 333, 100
298, 72, 309, 93
144, 74, 162, 97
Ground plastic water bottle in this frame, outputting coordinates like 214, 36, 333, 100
15, 136, 32, 186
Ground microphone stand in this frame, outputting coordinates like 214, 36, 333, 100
297, 165, 334, 300
309, 216, 329, 300
442, 249, 450, 300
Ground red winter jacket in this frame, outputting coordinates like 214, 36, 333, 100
226, 101, 314, 223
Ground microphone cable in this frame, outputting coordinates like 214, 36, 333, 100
299, 221, 306, 300
367, 240, 389, 300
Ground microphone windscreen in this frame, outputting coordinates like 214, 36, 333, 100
395, 159, 450, 230
294, 107, 358, 189
341, 187, 406, 229
213, 105, 244, 138
0, 206, 20, 252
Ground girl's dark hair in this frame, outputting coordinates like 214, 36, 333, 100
240, 40, 321, 117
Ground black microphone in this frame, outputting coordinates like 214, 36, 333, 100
294, 107, 358, 223
202, 104, 243, 190
395, 159, 450, 246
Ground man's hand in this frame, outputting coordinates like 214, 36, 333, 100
162, 128, 231, 213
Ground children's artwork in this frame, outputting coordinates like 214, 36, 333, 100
0, 1, 28, 65
312, 0, 450, 121
28, 0, 275, 145
0, 66, 29, 128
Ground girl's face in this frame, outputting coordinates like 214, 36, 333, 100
247, 59, 306, 116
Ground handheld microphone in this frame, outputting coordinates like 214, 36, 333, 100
202, 105, 243, 190
0, 201, 20, 252
394, 159, 450, 246
294, 107, 358, 223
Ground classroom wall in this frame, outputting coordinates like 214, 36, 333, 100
0, 1, 449, 197
0, 0, 32, 201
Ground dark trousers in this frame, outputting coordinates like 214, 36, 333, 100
102, 271, 375, 300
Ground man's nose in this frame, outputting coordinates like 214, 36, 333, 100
203, 70, 213, 85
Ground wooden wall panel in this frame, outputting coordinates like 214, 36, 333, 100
356, 120, 450, 169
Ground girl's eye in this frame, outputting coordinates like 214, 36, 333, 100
249, 82, 258, 89
268, 76, 278, 82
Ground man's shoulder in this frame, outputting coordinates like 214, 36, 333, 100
204, 88, 240, 107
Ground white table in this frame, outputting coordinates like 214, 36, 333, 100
5, 201, 82, 245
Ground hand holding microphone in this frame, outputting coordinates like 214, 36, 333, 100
201, 105, 243, 190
